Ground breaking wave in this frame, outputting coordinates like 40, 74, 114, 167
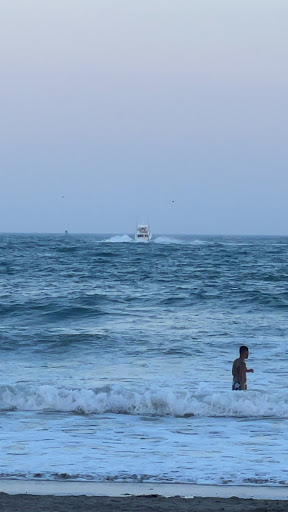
1, 384, 288, 418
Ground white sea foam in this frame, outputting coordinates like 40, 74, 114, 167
1, 383, 288, 486
153, 237, 208, 245
189, 239, 208, 245
153, 236, 184, 244
104, 235, 133, 243
1, 384, 288, 418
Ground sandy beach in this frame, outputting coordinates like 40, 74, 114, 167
1, 492, 288, 512
1, 482, 288, 511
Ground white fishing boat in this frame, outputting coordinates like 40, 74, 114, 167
135, 224, 152, 242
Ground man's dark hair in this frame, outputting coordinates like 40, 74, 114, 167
240, 345, 248, 355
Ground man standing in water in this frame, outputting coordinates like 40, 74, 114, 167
232, 346, 254, 390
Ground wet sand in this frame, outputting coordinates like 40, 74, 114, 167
1, 493, 288, 512
2, 480, 288, 499
1, 482, 288, 511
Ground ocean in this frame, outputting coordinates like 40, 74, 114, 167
0, 233, 288, 486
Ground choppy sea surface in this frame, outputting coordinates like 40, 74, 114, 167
1, 233, 288, 486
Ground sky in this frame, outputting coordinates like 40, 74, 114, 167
0, 0, 287, 235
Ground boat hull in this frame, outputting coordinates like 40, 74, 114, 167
135, 224, 151, 242
135, 237, 151, 243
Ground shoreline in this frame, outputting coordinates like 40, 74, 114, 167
1, 482, 288, 512
0, 480, 288, 500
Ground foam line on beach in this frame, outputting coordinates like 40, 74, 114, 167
0, 481, 288, 500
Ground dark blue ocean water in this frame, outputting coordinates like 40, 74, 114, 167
0, 233, 288, 484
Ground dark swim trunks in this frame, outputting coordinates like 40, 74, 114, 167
232, 381, 241, 390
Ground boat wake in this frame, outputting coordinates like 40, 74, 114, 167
104, 235, 133, 243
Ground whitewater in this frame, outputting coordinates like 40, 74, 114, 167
0, 233, 288, 485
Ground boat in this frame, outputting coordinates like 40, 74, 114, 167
135, 224, 152, 242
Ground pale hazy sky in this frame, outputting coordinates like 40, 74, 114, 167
1, 0, 287, 234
